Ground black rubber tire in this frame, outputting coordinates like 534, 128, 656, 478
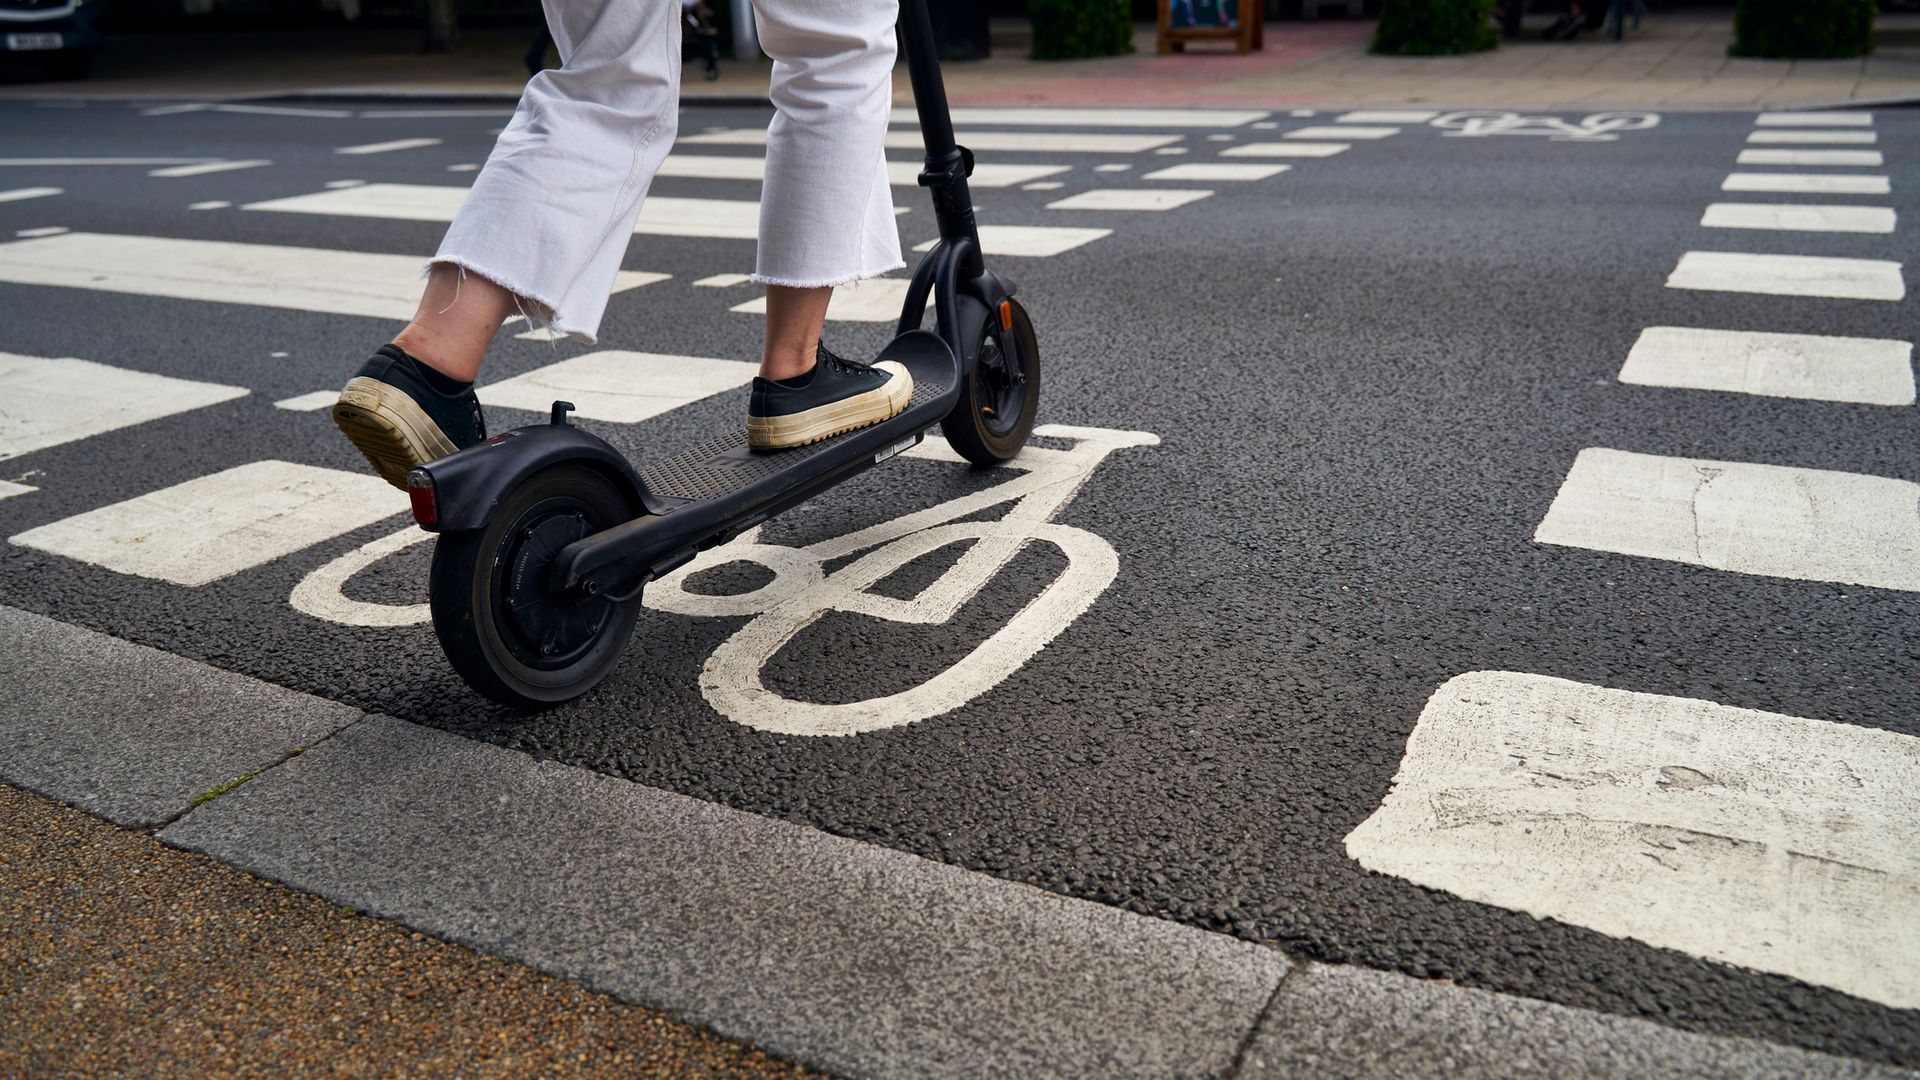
941, 298, 1040, 466
429, 465, 641, 710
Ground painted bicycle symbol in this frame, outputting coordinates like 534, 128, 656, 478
1430, 111, 1660, 142
294, 424, 1159, 736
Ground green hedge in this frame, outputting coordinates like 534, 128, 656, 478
1031, 0, 1136, 60
1731, 0, 1874, 58
1372, 0, 1498, 55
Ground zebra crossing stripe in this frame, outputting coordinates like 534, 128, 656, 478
0, 480, 33, 501
1746, 130, 1877, 145
1720, 173, 1890, 195
1754, 112, 1874, 127
0, 352, 249, 461
1334, 110, 1437, 124
1220, 143, 1350, 158
1346, 670, 1920, 1011
894, 107, 1269, 128
1618, 326, 1914, 406
0, 187, 61, 203
1143, 163, 1289, 181
1665, 251, 1904, 301
9, 461, 404, 587
656, 154, 1067, 189
732, 278, 912, 323
1286, 126, 1396, 140
1045, 189, 1214, 212
335, 138, 444, 156
0, 231, 666, 320
478, 351, 756, 422
682, 129, 1184, 155
911, 225, 1110, 258
147, 160, 272, 178
1534, 448, 1920, 591
1736, 148, 1883, 167
1700, 203, 1896, 234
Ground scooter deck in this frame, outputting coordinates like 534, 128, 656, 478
552, 329, 961, 594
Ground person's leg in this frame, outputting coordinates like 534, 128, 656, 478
743, 0, 911, 450
335, 0, 682, 486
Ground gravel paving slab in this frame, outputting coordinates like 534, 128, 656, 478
0, 783, 826, 1079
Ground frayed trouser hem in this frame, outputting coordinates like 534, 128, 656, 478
750, 261, 907, 290
423, 256, 599, 345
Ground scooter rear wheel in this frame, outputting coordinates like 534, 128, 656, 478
429, 464, 641, 709
942, 297, 1039, 465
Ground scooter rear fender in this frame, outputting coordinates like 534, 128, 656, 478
406, 417, 656, 534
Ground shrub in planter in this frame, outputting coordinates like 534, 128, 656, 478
1372, 0, 1498, 55
1031, 0, 1136, 60
1731, 0, 1873, 59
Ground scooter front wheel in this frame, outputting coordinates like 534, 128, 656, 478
942, 297, 1039, 465
429, 464, 641, 709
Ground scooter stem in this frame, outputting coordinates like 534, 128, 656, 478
897, 0, 983, 261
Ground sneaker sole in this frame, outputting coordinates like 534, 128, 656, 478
331, 376, 460, 489
746, 361, 915, 450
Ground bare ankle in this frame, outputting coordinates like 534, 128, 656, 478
392, 329, 481, 384
759, 349, 816, 383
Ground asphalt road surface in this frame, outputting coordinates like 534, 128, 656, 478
1, 98, 1915, 1068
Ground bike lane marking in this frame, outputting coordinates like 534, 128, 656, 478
1346, 670, 1920, 1011
1533, 448, 1920, 592
0, 352, 249, 461
1618, 327, 1914, 406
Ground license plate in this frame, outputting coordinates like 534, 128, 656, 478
6, 33, 64, 51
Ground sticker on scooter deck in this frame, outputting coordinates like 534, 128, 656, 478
290, 425, 1158, 735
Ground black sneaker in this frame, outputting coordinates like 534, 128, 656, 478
331, 344, 487, 489
746, 343, 913, 450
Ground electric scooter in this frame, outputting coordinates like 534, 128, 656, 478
403, 0, 1039, 710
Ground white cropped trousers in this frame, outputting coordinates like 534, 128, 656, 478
435, 0, 904, 343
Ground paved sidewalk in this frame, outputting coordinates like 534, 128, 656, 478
3, 605, 1908, 1079
2, 12, 1915, 109
0, 784, 823, 1079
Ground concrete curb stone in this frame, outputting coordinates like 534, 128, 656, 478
0, 606, 363, 828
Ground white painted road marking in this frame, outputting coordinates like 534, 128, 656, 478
14, 227, 67, 238
733, 278, 912, 323
0, 480, 34, 500
655, 154, 1067, 189
0, 187, 60, 203
289, 526, 432, 627
0, 353, 249, 460
1336, 110, 1438, 123
1747, 130, 1877, 145
1093, 164, 1132, 173
248, 183, 763, 241
0, 158, 207, 167
693, 272, 751, 288
893, 106, 1268, 128
10, 461, 404, 587
1755, 111, 1874, 127
0, 231, 665, 321
335, 137, 444, 156
1287, 126, 1396, 140
1700, 202, 1896, 234
911, 225, 1111, 258
188, 201, 231, 211
479, 351, 756, 422
1143, 163, 1289, 182
683, 128, 1183, 154
1618, 326, 1914, 406
1665, 251, 1904, 301
1046, 188, 1213, 212
1221, 142, 1350, 158
1737, 148, 1883, 167
1721, 173, 1890, 195
1346, 670, 1920, 1011
272, 390, 339, 411
1534, 448, 1920, 591
147, 159, 271, 178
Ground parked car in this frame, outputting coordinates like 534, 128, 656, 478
0, 0, 99, 80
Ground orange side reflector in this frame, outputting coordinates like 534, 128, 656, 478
998, 300, 1013, 331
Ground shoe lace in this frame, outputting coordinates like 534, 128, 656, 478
818, 343, 874, 377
